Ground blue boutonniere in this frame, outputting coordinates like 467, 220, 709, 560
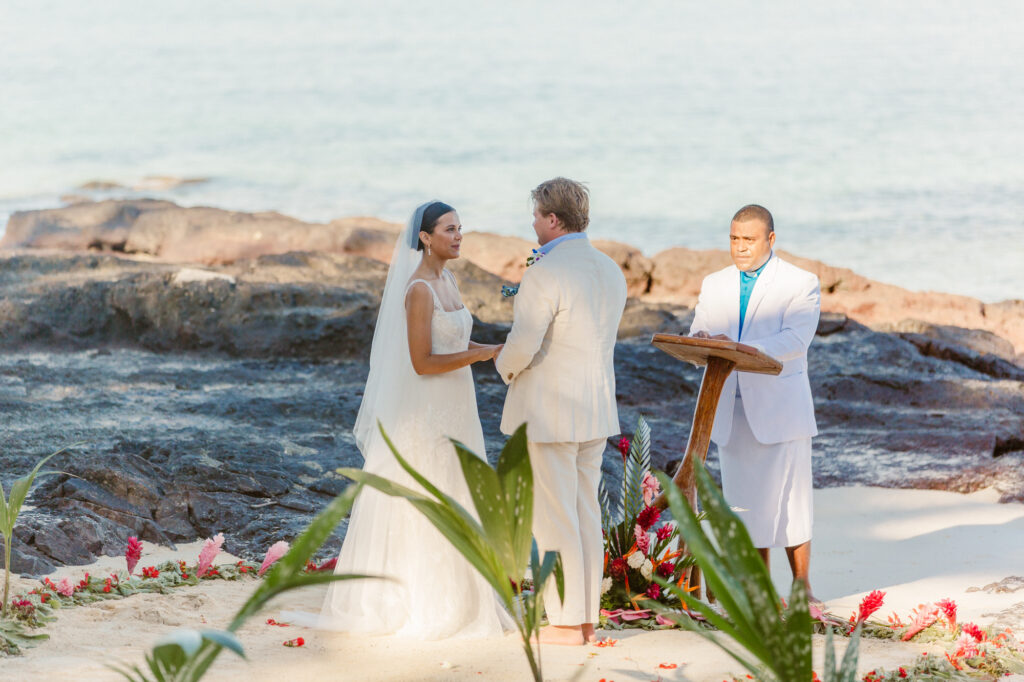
501, 246, 548, 294
501, 249, 545, 297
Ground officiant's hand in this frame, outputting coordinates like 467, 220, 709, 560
693, 331, 732, 341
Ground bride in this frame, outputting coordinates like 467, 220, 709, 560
319, 201, 512, 639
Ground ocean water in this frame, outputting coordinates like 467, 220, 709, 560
1, 0, 1022, 301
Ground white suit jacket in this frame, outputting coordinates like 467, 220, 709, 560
690, 255, 820, 446
496, 238, 627, 443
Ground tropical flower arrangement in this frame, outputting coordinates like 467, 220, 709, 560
597, 415, 697, 629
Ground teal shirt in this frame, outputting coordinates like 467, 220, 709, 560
738, 254, 771, 339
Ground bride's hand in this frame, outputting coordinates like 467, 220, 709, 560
476, 345, 499, 362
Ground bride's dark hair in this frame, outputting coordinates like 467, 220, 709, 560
416, 201, 455, 250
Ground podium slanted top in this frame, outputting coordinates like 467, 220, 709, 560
651, 333, 782, 375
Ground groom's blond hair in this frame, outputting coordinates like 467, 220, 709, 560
532, 178, 589, 233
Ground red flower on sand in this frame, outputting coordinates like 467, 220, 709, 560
125, 536, 143, 576
936, 598, 957, 631
636, 506, 660, 531
609, 557, 627, 581
283, 637, 305, 647
618, 437, 630, 461
853, 590, 885, 623
656, 561, 675, 579
961, 622, 985, 642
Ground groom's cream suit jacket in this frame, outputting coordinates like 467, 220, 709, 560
690, 255, 820, 447
496, 238, 627, 443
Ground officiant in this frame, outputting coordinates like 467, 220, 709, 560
690, 204, 821, 599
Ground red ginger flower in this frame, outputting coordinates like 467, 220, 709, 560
961, 622, 985, 642
637, 506, 661, 531
645, 583, 661, 600
853, 590, 885, 623
618, 437, 630, 461
609, 557, 627, 581
936, 598, 957, 631
656, 561, 675, 579
125, 536, 143, 576
656, 524, 674, 541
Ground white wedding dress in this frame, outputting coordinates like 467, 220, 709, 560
318, 273, 512, 639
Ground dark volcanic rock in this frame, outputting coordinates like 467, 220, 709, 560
2, 351, 373, 574
0, 251, 385, 358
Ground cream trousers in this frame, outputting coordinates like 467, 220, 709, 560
528, 437, 606, 626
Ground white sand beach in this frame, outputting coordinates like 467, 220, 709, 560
5, 485, 1024, 682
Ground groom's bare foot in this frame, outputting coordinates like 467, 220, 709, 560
581, 623, 598, 643
533, 625, 585, 646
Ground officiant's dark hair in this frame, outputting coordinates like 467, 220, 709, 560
417, 201, 456, 250
732, 204, 774, 234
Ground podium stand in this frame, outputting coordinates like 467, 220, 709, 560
649, 334, 782, 598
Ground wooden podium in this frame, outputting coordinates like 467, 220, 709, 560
649, 334, 782, 598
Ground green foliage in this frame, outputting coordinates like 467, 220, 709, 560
650, 461, 861, 682
822, 623, 862, 682
340, 422, 562, 682
109, 482, 378, 682
1, 446, 75, 618
622, 415, 651, 523
0, 617, 50, 656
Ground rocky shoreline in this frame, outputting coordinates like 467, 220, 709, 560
1, 199, 1021, 574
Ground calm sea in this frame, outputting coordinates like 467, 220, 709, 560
2, 0, 1022, 301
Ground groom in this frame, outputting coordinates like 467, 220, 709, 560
496, 178, 627, 645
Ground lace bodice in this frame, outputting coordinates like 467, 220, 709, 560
406, 275, 472, 354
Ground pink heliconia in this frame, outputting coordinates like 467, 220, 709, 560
259, 541, 290, 577
641, 472, 660, 507
196, 533, 225, 578
56, 577, 74, 597
125, 536, 143, 576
